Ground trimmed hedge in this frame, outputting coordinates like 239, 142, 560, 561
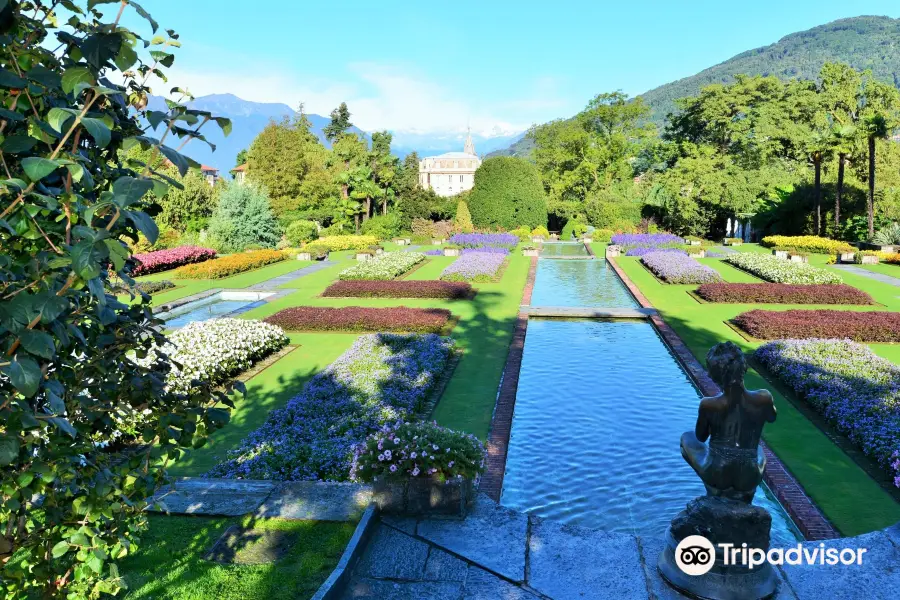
111, 280, 175, 296
734, 309, 900, 342
696, 283, 874, 305
467, 157, 547, 230
264, 306, 453, 333
322, 280, 473, 299
760, 235, 853, 254
174, 249, 286, 279
132, 246, 217, 276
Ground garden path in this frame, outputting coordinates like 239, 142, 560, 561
247, 259, 338, 290
338, 495, 900, 600
832, 264, 900, 287
711, 245, 738, 255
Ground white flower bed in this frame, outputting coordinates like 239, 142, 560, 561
338, 251, 425, 281
725, 253, 842, 285
134, 318, 288, 395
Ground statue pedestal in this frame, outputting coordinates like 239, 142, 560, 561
658, 496, 778, 600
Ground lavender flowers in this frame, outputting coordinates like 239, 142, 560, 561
440, 252, 506, 282
641, 251, 722, 284
448, 233, 518, 250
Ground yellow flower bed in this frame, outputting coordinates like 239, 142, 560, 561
174, 249, 286, 279
876, 251, 900, 264
305, 235, 378, 252
760, 235, 853, 254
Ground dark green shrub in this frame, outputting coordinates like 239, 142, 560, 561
285, 219, 319, 245
361, 213, 402, 240
467, 157, 547, 230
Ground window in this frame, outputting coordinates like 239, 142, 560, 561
459, 175, 464, 183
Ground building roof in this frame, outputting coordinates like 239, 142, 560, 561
200, 165, 218, 173
230, 163, 247, 172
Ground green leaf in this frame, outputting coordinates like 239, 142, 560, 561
18, 330, 55, 359
0, 107, 24, 121
17, 472, 34, 487
26, 66, 61, 89
112, 176, 153, 207
2, 135, 37, 153
145, 110, 167, 130
0, 68, 26, 89
129, 1, 159, 32
149, 50, 175, 68
46, 107, 78, 134
0, 436, 18, 466
214, 117, 233, 136
71, 241, 101, 280
157, 144, 189, 176
51, 541, 70, 558
80, 33, 122, 70
104, 239, 128, 271
81, 118, 111, 148
22, 157, 60, 182
1, 356, 42, 398
69, 532, 90, 546
127, 210, 158, 243
48, 417, 77, 438
61, 66, 94, 95
114, 41, 138, 71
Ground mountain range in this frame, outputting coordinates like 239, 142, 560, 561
147, 93, 523, 174
489, 15, 900, 158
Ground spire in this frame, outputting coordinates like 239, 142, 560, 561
463, 125, 476, 156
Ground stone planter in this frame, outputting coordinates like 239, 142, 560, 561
372, 477, 475, 518
531, 236, 545, 243
879, 245, 896, 254
443, 248, 461, 257
689, 240, 702, 246
582, 237, 593, 244
774, 250, 789, 260
550, 234, 559, 241
861, 255, 880, 265
356, 253, 372, 261
724, 239, 743, 246
688, 250, 706, 259
839, 252, 856, 264
606, 244, 622, 258
522, 249, 539, 257
297, 252, 312, 261
375, 248, 385, 255
789, 254, 808, 264
432, 239, 444, 245
394, 238, 407, 246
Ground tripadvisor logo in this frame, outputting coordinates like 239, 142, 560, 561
674, 535, 868, 575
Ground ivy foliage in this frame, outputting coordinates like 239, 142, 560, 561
0, 2, 238, 597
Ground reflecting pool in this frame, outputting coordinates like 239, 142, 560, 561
500, 318, 802, 545
540, 242, 590, 258
158, 291, 274, 328
529, 259, 638, 308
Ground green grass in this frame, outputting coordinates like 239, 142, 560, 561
120, 515, 355, 600
851, 261, 900, 280
616, 246, 900, 536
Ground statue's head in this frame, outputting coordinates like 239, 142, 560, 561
706, 342, 747, 389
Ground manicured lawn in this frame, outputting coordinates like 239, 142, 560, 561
615, 247, 900, 536
121, 515, 355, 600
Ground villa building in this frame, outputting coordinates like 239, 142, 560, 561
419, 131, 481, 197
200, 165, 219, 186
231, 163, 247, 184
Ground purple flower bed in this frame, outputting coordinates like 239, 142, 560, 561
641, 251, 722, 284
626, 247, 687, 257
132, 245, 217, 276
209, 333, 454, 481
611, 233, 684, 250
448, 233, 518, 250
440, 251, 507, 282
461, 246, 509, 255
424, 249, 443, 256
755, 339, 900, 489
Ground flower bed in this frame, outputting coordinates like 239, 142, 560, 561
696, 283, 874, 305
734, 310, 900, 342
174, 249, 286, 279
322, 280, 473, 299
760, 235, 854, 255
448, 233, 518, 250
264, 306, 453, 333
611, 232, 684, 254
462, 246, 509, 255
133, 318, 288, 395
641, 251, 722, 284
755, 339, 900, 488
305, 235, 379, 253
440, 252, 506, 282
351, 421, 485, 482
627, 246, 686, 257
209, 333, 455, 481
725, 253, 842, 284
338, 252, 425, 281
133, 246, 217, 276
111, 279, 176, 296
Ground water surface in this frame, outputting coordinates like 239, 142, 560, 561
164, 300, 254, 328
540, 242, 589, 258
530, 259, 638, 308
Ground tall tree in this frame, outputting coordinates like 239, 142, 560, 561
830, 124, 856, 232
324, 102, 353, 142
370, 131, 399, 215
805, 129, 831, 235
860, 79, 900, 237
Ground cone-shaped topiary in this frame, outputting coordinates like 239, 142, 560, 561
468, 157, 548, 230
455, 199, 475, 233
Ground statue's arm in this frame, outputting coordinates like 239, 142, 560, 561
765, 391, 777, 423
694, 400, 711, 442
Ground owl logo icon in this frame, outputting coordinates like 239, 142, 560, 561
675, 535, 716, 576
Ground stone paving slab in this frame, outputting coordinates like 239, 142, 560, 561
417, 496, 528, 582
832, 263, 900, 287
424, 548, 469, 582
149, 477, 275, 516
247, 259, 337, 291
356, 524, 430, 580
343, 578, 463, 599
528, 517, 647, 600
255, 481, 371, 521
779, 530, 900, 600
463, 566, 542, 599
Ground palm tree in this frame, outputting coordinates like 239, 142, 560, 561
805, 130, 831, 235
830, 124, 856, 233
862, 114, 889, 239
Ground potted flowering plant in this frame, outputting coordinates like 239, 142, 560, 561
443, 244, 462, 257
351, 421, 485, 517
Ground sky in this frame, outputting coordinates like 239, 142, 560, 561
119, 0, 900, 137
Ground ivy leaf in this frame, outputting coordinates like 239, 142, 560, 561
81, 117, 111, 148
2, 135, 37, 153
22, 158, 60, 182
0, 435, 18, 466
18, 330, 55, 359
61, 66, 94, 96
0, 68, 26, 89
1, 356, 42, 398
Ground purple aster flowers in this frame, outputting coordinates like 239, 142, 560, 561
641, 251, 722, 284
440, 251, 506, 282
448, 233, 518, 250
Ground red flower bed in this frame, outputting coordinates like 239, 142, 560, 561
133, 246, 217, 276
733, 309, 900, 342
264, 306, 454, 333
696, 283, 873, 305
321, 280, 473, 299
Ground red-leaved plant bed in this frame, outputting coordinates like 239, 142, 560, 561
733, 309, 900, 342
264, 306, 454, 333
133, 246, 217, 276
322, 280, 473, 299
696, 283, 873, 305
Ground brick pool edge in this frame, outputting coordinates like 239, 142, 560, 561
481, 256, 537, 501
606, 256, 840, 541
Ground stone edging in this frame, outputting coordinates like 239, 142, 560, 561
310, 504, 379, 600
481, 256, 537, 500
583, 241, 596, 257
606, 256, 840, 540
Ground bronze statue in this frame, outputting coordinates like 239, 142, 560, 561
680, 342, 776, 503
